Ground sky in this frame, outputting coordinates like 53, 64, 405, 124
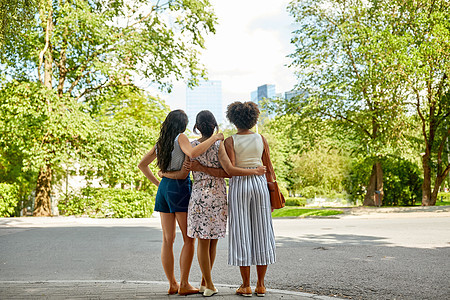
159, 0, 298, 115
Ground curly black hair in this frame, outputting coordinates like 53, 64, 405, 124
193, 110, 218, 138
156, 110, 188, 173
226, 101, 260, 130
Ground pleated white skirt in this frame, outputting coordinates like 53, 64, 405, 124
227, 174, 276, 266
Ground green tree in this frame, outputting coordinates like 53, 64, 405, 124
345, 155, 423, 206
0, 0, 216, 215
0, 0, 38, 46
287, 0, 411, 205
0, 80, 95, 215
258, 114, 307, 195
81, 85, 169, 193
383, 0, 450, 205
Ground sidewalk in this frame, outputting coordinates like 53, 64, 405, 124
0, 280, 339, 299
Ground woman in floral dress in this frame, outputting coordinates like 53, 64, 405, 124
168, 110, 265, 297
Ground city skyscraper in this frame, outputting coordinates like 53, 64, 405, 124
251, 84, 276, 105
186, 80, 223, 133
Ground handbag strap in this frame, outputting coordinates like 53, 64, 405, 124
261, 135, 276, 182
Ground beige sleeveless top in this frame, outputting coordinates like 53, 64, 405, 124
232, 133, 263, 168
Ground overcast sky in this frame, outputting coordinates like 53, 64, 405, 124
160, 0, 297, 113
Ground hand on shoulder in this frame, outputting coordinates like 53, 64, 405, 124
215, 132, 224, 141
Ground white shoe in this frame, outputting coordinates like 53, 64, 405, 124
203, 288, 218, 297
200, 285, 218, 293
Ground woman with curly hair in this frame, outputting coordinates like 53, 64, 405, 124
138, 109, 223, 296
161, 110, 266, 297
224, 101, 276, 297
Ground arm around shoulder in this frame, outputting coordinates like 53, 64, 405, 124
178, 133, 224, 158
159, 155, 190, 180
218, 141, 266, 176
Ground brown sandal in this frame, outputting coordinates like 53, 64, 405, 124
255, 286, 266, 297
236, 285, 252, 297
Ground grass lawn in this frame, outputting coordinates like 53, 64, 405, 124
414, 200, 450, 206
436, 200, 450, 206
272, 207, 344, 218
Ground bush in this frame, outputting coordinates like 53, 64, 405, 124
58, 187, 154, 218
0, 183, 20, 217
344, 156, 422, 206
285, 197, 307, 206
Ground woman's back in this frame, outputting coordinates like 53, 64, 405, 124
232, 133, 263, 168
191, 140, 222, 181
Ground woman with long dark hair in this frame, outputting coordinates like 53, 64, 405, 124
138, 109, 223, 296
161, 110, 266, 297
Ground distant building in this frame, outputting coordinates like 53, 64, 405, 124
186, 80, 223, 132
251, 90, 258, 103
251, 84, 276, 105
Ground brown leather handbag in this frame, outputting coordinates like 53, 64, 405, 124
261, 135, 285, 209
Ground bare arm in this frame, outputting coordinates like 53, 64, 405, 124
218, 141, 266, 176
158, 156, 191, 180
178, 132, 224, 158
190, 160, 230, 178
261, 135, 275, 182
137, 145, 159, 186
224, 137, 236, 165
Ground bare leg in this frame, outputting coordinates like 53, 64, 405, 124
209, 239, 218, 268
256, 265, 268, 289
198, 239, 215, 290
175, 212, 198, 293
159, 212, 179, 293
239, 266, 251, 288
200, 239, 218, 288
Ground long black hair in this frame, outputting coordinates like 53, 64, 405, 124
156, 110, 188, 172
193, 110, 218, 138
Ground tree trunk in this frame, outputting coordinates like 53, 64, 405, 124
364, 165, 376, 206
421, 152, 433, 206
375, 161, 384, 205
430, 166, 450, 206
33, 3, 54, 216
363, 161, 384, 206
33, 164, 53, 216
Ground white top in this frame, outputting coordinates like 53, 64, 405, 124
232, 133, 263, 168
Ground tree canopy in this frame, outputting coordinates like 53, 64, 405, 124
285, 0, 450, 205
0, 0, 216, 215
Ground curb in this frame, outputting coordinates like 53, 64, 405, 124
0, 280, 343, 299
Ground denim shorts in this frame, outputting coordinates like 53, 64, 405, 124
154, 177, 192, 213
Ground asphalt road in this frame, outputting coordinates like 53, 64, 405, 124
1, 210, 449, 300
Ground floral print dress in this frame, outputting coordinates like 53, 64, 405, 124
187, 140, 227, 239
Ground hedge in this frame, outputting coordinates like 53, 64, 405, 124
0, 183, 20, 217
58, 187, 154, 218
285, 197, 307, 207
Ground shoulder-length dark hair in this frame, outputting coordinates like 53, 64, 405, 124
156, 110, 188, 172
193, 110, 218, 138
